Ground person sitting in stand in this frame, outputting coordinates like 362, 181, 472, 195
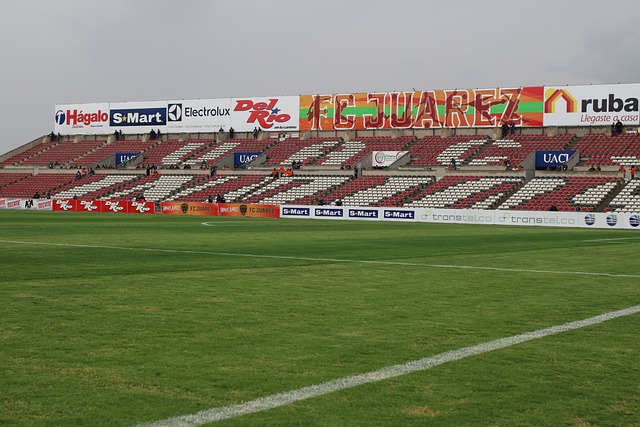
33, 191, 40, 199
284, 167, 293, 177
207, 195, 214, 203
216, 193, 225, 203
75, 170, 82, 180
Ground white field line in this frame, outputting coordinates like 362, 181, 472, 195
135, 305, 640, 427
1, 239, 640, 279
582, 236, 640, 243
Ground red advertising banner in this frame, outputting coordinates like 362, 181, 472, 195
218, 203, 279, 218
160, 201, 219, 216
53, 199, 79, 211
128, 201, 155, 214
300, 87, 543, 131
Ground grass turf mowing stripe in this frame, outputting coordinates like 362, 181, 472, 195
1, 238, 640, 279
135, 304, 640, 426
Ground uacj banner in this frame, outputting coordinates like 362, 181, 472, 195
230, 96, 299, 132
300, 87, 543, 131
544, 83, 640, 126
218, 203, 279, 217
160, 201, 218, 216
535, 150, 577, 168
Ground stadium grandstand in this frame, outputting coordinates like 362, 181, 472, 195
1, 83, 639, 214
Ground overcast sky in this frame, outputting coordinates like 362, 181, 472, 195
0, 0, 638, 154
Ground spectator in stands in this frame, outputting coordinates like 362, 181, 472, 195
57, 133, 62, 141
616, 120, 624, 135
588, 165, 596, 172
596, 165, 601, 172
335, 199, 343, 206
549, 205, 558, 211
88, 167, 95, 176
562, 163, 568, 171
229, 127, 235, 139
284, 168, 293, 177
201, 159, 207, 169
72, 194, 78, 200
271, 167, 278, 178
49, 161, 54, 169
253, 127, 259, 139
49, 131, 55, 141
146, 165, 151, 176
504, 159, 511, 170
632, 165, 637, 180
45, 192, 51, 199
354, 165, 359, 178
619, 165, 627, 180
75, 170, 82, 180
450, 158, 457, 170
114, 130, 120, 141
156, 129, 162, 140
33, 191, 40, 199
501, 122, 509, 138
210, 165, 217, 177
509, 122, 515, 134
207, 195, 214, 203
119, 130, 124, 141
150, 129, 157, 140
216, 194, 225, 203
279, 164, 285, 177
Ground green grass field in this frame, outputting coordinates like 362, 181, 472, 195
1, 210, 639, 426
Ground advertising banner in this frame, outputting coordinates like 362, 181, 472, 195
78, 200, 104, 213
115, 152, 140, 166
160, 201, 218, 216
535, 150, 577, 168
5, 199, 22, 209
543, 83, 640, 126
54, 103, 110, 135
128, 200, 155, 214
53, 199, 78, 211
109, 101, 167, 133
233, 152, 262, 167
218, 203, 279, 218
0, 199, 5, 208
231, 96, 299, 132
300, 87, 543, 131
166, 99, 232, 132
372, 151, 408, 167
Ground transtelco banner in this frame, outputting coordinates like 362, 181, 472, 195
544, 83, 640, 126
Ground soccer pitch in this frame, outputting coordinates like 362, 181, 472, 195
1, 210, 638, 426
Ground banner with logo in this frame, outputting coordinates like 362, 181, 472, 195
300, 87, 543, 131
372, 151, 408, 167
166, 99, 231, 132
160, 201, 218, 216
54, 103, 110, 135
218, 203, 279, 217
544, 83, 640, 126
230, 96, 299, 132
233, 152, 262, 167
115, 152, 140, 166
535, 150, 577, 168
109, 101, 167, 133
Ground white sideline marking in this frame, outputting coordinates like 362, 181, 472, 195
582, 237, 640, 243
1, 239, 640, 279
135, 305, 640, 427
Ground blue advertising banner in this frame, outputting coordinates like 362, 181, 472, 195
115, 152, 140, 165
535, 150, 576, 168
233, 152, 262, 167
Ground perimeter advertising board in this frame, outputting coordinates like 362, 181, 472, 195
109, 101, 167, 133
544, 83, 640, 126
166, 99, 231, 132
51, 199, 154, 213
54, 103, 110, 135
231, 96, 299, 132
300, 87, 543, 131
372, 151, 408, 167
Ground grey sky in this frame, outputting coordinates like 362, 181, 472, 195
0, 0, 638, 154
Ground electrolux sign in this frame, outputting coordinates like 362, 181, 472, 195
166, 99, 232, 132
535, 150, 576, 168
110, 107, 166, 127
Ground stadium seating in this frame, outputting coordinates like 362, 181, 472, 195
497, 176, 621, 211
0, 139, 60, 166
53, 174, 140, 199
404, 176, 525, 209
139, 139, 212, 167
469, 134, 574, 167
313, 136, 413, 166
0, 173, 78, 197
0, 172, 31, 188
318, 175, 435, 207
407, 135, 488, 166
183, 138, 272, 167
608, 178, 640, 212
262, 137, 341, 166
244, 174, 352, 205
167, 174, 271, 202
101, 175, 199, 202
71, 139, 157, 167
16, 140, 106, 166
573, 133, 640, 167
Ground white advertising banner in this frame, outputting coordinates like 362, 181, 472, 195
543, 83, 640, 127
166, 98, 232, 132
230, 96, 299, 132
372, 151, 408, 167
280, 205, 640, 229
54, 103, 110, 135
109, 101, 167, 133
